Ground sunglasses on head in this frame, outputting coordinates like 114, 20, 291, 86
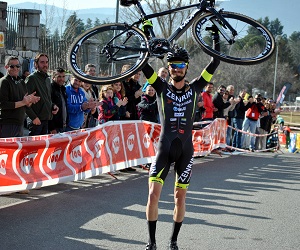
168, 62, 188, 69
9, 65, 21, 69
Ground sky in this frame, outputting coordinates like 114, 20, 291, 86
10, 0, 122, 10
9, 0, 231, 10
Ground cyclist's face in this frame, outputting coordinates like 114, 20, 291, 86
168, 61, 187, 82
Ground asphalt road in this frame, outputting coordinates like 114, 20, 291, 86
0, 151, 299, 250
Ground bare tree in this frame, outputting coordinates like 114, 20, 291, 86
120, 0, 197, 38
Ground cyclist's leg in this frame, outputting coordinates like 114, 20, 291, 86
146, 137, 172, 220
172, 138, 194, 222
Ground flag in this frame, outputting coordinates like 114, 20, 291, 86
276, 82, 292, 108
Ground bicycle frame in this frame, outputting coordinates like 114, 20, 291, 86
132, 0, 237, 46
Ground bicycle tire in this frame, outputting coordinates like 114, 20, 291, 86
192, 11, 275, 65
67, 23, 150, 85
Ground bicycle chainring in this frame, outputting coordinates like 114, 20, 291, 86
148, 38, 171, 56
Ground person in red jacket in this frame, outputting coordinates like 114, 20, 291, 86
201, 82, 217, 126
241, 94, 268, 151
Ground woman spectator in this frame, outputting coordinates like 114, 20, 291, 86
111, 81, 129, 120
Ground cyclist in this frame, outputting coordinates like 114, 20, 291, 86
141, 32, 220, 250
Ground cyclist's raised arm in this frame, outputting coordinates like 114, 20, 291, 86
142, 63, 164, 93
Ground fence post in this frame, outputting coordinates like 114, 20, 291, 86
17, 9, 41, 52
0, 1, 7, 75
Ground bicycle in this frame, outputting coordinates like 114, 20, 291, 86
67, 0, 275, 85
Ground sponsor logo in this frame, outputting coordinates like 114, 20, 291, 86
95, 139, 105, 158
127, 133, 135, 151
166, 89, 193, 103
174, 112, 184, 117
143, 133, 151, 149
20, 152, 38, 174
0, 154, 8, 175
178, 158, 194, 182
173, 106, 186, 112
47, 149, 62, 170
70, 145, 82, 164
170, 118, 177, 121
112, 137, 120, 154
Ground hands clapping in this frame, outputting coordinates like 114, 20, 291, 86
23, 92, 40, 106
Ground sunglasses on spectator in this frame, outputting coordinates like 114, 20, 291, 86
168, 62, 188, 69
8, 65, 21, 69
219, 89, 226, 92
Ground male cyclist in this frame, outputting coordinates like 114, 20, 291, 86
141, 32, 220, 250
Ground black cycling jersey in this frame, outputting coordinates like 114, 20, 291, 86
142, 57, 219, 189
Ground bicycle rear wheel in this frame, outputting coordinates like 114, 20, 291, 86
67, 23, 150, 85
192, 12, 275, 65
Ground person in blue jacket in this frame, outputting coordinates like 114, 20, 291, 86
65, 75, 100, 131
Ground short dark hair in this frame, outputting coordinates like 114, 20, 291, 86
52, 67, 65, 78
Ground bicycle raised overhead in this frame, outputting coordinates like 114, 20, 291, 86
67, 0, 275, 85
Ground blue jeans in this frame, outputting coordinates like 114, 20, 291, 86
241, 118, 257, 150
226, 119, 233, 146
232, 118, 243, 148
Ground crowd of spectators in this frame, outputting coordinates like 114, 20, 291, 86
194, 82, 281, 151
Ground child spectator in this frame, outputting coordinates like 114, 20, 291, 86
137, 85, 158, 123
111, 81, 129, 120
98, 85, 127, 124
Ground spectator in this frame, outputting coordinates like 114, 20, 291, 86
0, 56, 40, 138
81, 81, 99, 128
213, 85, 231, 118
85, 63, 99, 98
111, 81, 129, 120
98, 85, 127, 124
142, 67, 168, 92
0, 56, 40, 194
66, 76, 99, 131
276, 114, 284, 130
157, 67, 168, 80
137, 85, 158, 123
241, 94, 267, 151
25, 53, 59, 135
122, 66, 143, 120
232, 90, 250, 149
194, 92, 205, 123
201, 82, 216, 123
22, 70, 30, 80
226, 85, 236, 146
49, 68, 68, 134
256, 102, 273, 150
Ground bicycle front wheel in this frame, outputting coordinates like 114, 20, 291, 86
67, 23, 150, 85
192, 12, 275, 65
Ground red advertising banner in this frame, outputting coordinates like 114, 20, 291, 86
0, 119, 226, 194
